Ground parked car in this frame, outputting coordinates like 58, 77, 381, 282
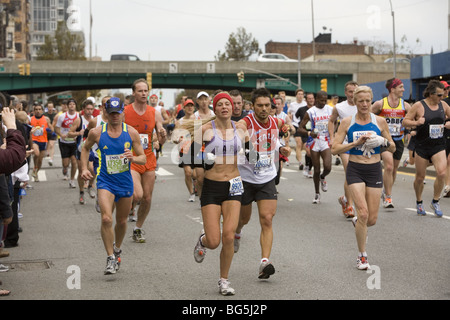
111, 54, 140, 61
384, 58, 410, 63
256, 53, 298, 62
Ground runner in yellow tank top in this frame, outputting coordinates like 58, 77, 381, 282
371, 78, 411, 208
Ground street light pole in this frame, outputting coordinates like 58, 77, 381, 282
297, 40, 301, 88
311, 0, 315, 62
389, 0, 397, 78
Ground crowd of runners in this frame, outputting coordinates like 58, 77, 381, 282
1, 77, 450, 296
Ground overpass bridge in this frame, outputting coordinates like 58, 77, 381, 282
0, 60, 409, 97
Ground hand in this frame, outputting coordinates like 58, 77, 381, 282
2, 216, 12, 225
416, 117, 425, 126
124, 148, 134, 163
1, 107, 17, 130
280, 146, 291, 157
159, 127, 166, 138
80, 169, 93, 181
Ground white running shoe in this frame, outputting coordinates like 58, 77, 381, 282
194, 231, 206, 263
320, 178, 328, 192
188, 193, 195, 202
312, 193, 320, 204
218, 279, 235, 296
356, 256, 370, 270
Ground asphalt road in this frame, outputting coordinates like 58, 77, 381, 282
1, 141, 449, 304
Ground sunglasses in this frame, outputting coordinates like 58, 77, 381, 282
434, 93, 444, 97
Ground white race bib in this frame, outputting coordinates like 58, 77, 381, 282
229, 176, 244, 196
106, 153, 129, 174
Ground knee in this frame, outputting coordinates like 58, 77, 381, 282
101, 214, 113, 227
205, 234, 220, 250
367, 215, 377, 227
384, 162, 394, 173
222, 231, 235, 247
259, 212, 274, 229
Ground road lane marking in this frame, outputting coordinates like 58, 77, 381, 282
405, 208, 449, 220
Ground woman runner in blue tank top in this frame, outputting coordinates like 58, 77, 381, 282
80, 97, 146, 275
332, 86, 395, 271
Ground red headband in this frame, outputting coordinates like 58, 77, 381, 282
213, 93, 234, 112
387, 78, 403, 92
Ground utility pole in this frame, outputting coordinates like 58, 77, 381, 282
297, 40, 301, 89
389, 0, 396, 78
311, 0, 315, 62
89, 0, 92, 60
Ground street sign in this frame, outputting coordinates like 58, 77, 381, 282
57, 94, 72, 99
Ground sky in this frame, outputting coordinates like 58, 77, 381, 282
69, 0, 449, 106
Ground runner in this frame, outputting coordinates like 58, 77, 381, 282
295, 92, 315, 178
234, 88, 291, 280
80, 97, 146, 275
328, 81, 358, 217
191, 92, 250, 295
192, 91, 215, 199
172, 98, 197, 202
371, 78, 412, 208
288, 88, 307, 170
298, 91, 333, 204
124, 79, 166, 243
331, 85, 395, 270
403, 80, 450, 217
30, 103, 53, 182
54, 98, 79, 187
44, 101, 58, 166
69, 99, 96, 204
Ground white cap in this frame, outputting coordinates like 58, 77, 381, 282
197, 91, 209, 99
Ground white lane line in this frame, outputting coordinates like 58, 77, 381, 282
405, 208, 450, 220
186, 214, 203, 225
156, 168, 174, 176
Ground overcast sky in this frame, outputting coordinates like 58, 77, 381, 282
72, 0, 448, 61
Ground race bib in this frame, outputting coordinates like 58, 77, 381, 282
139, 134, 150, 150
106, 153, 129, 174
253, 154, 272, 175
34, 126, 44, 136
229, 176, 244, 196
353, 130, 377, 151
429, 124, 444, 139
388, 123, 402, 136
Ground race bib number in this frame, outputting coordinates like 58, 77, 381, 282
429, 124, 444, 139
106, 153, 129, 174
34, 126, 44, 136
229, 176, 244, 196
253, 154, 273, 175
139, 134, 150, 150
388, 123, 402, 136
316, 121, 328, 134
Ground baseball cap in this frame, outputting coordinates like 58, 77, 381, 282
197, 91, 209, 99
183, 99, 195, 106
105, 97, 124, 114
440, 80, 450, 88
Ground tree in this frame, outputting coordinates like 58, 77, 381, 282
37, 21, 85, 60
215, 27, 261, 61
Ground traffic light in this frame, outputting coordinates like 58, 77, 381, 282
18, 63, 30, 76
320, 78, 328, 92
18, 63, 25, 75
146, 72, 152, 90
237, 71, 244, 83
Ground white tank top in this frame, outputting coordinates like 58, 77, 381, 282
336, 100, 357, 120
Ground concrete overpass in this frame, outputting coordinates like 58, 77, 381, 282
0, 60, 409, 96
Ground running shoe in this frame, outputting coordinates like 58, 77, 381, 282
383, 197, 394, 208
430, 201, 443, 218
345, 206, 355, 218
132, 228, 146, 243
69, 180, 76, 188
104, 256, 117, 275
320, 178, 328, 192
416, 202, 426, 216
307, 170, 313, 178
48, 159, 53, 166
312, 193, 320, 204
443, 185, 450, 198
258, 260, 275, 279
95, 199, 101, 213
188, 193, 195, 202
303, 166, 309, 177
402, 157, 409, 167
88, 186, 96, 199
299, 162, 304, 171
356, 256, 370, 270
114, 246, 122, 271
194, 231, 206, 263
234, 234, 241, 253
0, 264, 9, 272
79, 194, 85, 205
218, 279, 235, 296
352, 216, 358, 227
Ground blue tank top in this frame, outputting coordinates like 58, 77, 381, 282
347, 113, 382, 156
204, 120, 242, 157
96, 123, 134, 193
